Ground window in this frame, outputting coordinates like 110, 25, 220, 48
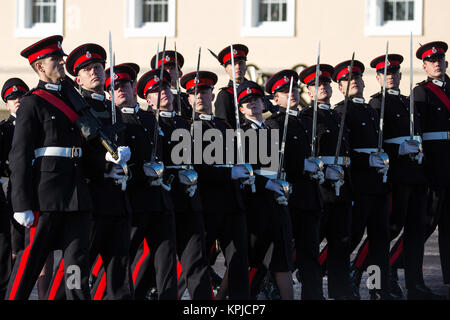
365, 0, 423, 36
125, 0, 176, 38
242, 0, 295, 37
15, 0, 64, 38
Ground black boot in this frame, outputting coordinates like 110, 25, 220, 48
349, 263, 362, 300
389, 268, 403, 298
407, 284, 446, 300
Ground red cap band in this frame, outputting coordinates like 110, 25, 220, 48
303, 71, 332, 86
271, 76, 291, 93
73, 52, 104, 72
336, 66, 362, 81
421, 47, 445, 59
185, 78, 215, 92
143, 76, 169, 97
4, 85, 28, 99
375, 60, 401, 70
105, 72, 132, 89
27, 43, 61, 64
238, 87, 263, 102
222, 50, 246, 64
157, 56, 180, 67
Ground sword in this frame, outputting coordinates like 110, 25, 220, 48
408, 32, 423, 164
207, 48, 220, 63
109, 31, 128, 191
147, 37, 172, 192
178, 47, 201, 197
308, 41, 325, 184
333, 53, 355, 195
274, 76, 294, 206
174, 42, 183, 117
230, 44, 255, 193
375, 41, 390, 183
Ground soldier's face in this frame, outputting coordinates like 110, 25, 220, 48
274, 87, 300, 109
187, 88, 214, 114
146, 83, 174, 111
338, 75, 365, 97
239, 96, 264, 120
5, 96, 22, 115
307, 81, 332, 103
225, 59, 247, 82
165, 65, 182, 88
113, 81, 135, 108
76, 62, 106, 92
422, 57, 448, 79
376, 71, 401, 89
36, 55, 66, 82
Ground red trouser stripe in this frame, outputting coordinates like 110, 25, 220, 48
92, 255, 103, 277
318, 247, 328, 265
390, 239, 403, 267
93, 273, 106, 300
132, 238, 150, 284
48, 258, 65, 300
177, 261, 183, 280
355, 241, 369, 269
248, 267, 257, 286
8, 211, 39, 300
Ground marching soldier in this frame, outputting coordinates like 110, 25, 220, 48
298, 65, 355, 300
151, 50, 192, 118
129, 68, 178, 299
5, 35, 93, 300
265, 70, 324, 300
333, 60, 391, 299
414, 41, 450, 298
182, 69, 250, 299
65, 43, 134, 299
236, 80, 294, 299
214, 44, 249, 128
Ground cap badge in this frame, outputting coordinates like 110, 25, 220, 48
12, 86, 18, 92
194, 77, 199, 84
283, 76, 289, 83
347, 66, 352, 71
57, 41, 61, 49
153, 75, 160, 82
165, 55, 171, 62
432, 47, 437, 54
247, 88, 252, 94
113, 73, 118, 80
86, 51, 92, 58
317, 70, 322, 76
233, 49, 238, 56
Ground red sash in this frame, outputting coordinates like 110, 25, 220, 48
424, 82, 450, 113
32, 89, 79, 123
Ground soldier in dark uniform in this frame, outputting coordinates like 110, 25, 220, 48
265, 70, 324, 300
213, 44, 249, 128
5, 35, 93, 300
125, 68, 179, 299
332, 60, 391, 299
181, 69, 251, 299
150, 51, 192, 118
0, 78, 29, 299
298, 64, 355, 300
235, 80, 294, 299
366, 53, 441, 299
414, 41, 450, 298
65, 43, 134, 300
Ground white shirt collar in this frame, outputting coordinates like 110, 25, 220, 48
248, 118, 265, 129
318, 103, 331, 110
387, 89, 400, 96
44, 83, 61, 91
91, 92, 105, 101
432, 79, 445, 87
159, 110, 176, 118
199, 113, 214, 121
120, 107, 135, 114
352, 97, 365, 104
287, 109, 299, 116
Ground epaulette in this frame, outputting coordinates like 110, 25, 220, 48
370, 91, 382, 99
417, 80, 428, 87
334, 100, 344, 108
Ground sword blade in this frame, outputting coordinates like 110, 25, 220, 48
109, 31, 116, 125
230, 44, 244, 164
191, 47, 201, 136
278, 76, 294, 180
409, 32, 415, 139
378, 41, 389, 151
311, 41, 321, 158
174, 42, 183, 117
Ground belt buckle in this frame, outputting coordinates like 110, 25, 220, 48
71, 147, 81, 158
342, 157, 349, 167
447, 131, 450, 140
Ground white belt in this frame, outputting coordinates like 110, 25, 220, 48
318, 156, 351, 166
213, 164, 234, 168
254, 169, 278, 179
353, 148, 378, 154
384, 135, 421, 144
34, 146, 82, 158
166, 165, 184, 169
422, 131, 450, 141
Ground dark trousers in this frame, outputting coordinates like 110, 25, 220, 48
350, 193, 390, 293
0, 213, 11, 299
204, 210, 249, 300
130, 211, 177, 300
321, 201, 353, 298
89, 215, 133, 300
291, 208, 323, 299
5, 211, 92, 300
175, 210, 212, 300
432, 187, 450, 284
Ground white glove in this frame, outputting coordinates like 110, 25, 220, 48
398, 141, 420, 156
14, 210, 34, 228
105, 146, 131, 165
104, 164, 125, 180
143, 164, 160, 178
265, 179, 284, 195
304, 158, 320, 173
231, 165, 250, 180
369, 154, 388, 168
325, 166, 342, 181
